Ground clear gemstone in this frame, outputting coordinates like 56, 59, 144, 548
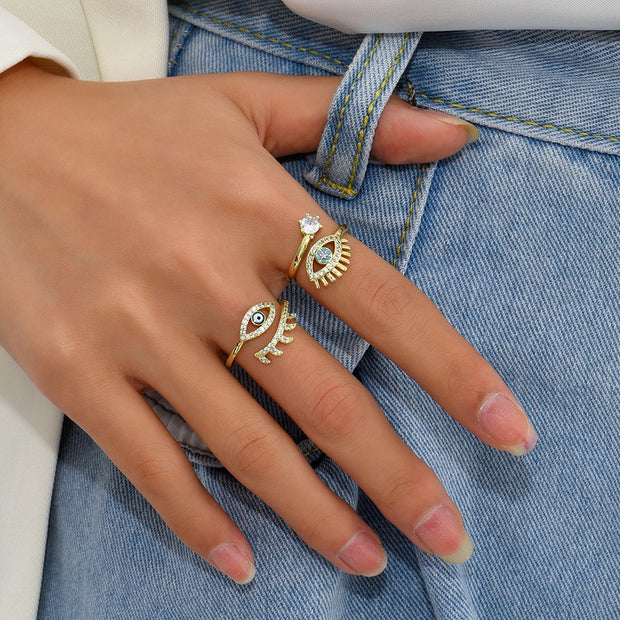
300, 214, 321, 235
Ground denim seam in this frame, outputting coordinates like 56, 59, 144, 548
393, 163, 427, 267
315, 35, 383, 195
169, 30, 183, 68
346, 33, 414, 193
414, 92, 620, 144
317, 178, 359, 196
171, 2, 347, 68
168, 21, 194, 71
171, 3, 618, 145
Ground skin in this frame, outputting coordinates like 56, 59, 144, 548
0, 61, 536, 583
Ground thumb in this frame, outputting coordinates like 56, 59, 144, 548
224, 73, 478, 163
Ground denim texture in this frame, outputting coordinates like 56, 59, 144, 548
39, 1, 619, 618
304, 32, 422, 199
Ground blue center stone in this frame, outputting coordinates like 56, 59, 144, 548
316, 247, 332, 265
251, 312, 265, 326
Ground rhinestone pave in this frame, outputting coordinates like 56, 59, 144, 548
305, 225, 350, 288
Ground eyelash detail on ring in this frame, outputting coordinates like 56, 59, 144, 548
306, 225, 351, 288
254, 301, 297, 364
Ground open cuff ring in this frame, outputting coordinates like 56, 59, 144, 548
288, 214, 351, 288
288, 214, 323, 281
226, 300, 297, 368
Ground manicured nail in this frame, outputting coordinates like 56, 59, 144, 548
208, 544, 256, 584
434, 113, 480, 144
478, 393, 538, 456
338, 531, 388, 577
413, 505, 473, 564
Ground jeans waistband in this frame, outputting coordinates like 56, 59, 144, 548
170, 0, 620, 158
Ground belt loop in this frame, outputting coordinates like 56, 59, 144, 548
305, 32, 422, 200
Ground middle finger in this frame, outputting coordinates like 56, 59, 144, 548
144, 322, 390, 577
238, 323, 473, 563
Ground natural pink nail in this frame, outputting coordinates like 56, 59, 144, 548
478, 393, 538, 456
338, 531, 388, 577
208, 543, 256, 584
413, 505, 473, 564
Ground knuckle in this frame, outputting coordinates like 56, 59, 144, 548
359, 270, 414, 336
169, 514, 198, 546
380, 469, 427, 513
303, 372, 364, 438
134, 454, 176, 490
300, 505, 342, 544
34, 317, 88, 382
94, 272, 150, 329
443, 348, 492, 400
228, 425, 279, 473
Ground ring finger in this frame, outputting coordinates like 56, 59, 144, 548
233, 321, 474, 564
143, 321, 390, 578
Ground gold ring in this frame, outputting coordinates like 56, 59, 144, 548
288, 214, 323, 281
226, 300, 297, 368
225, 302, 276, 368
254, 300, 297, 364
306, 224, 351, 288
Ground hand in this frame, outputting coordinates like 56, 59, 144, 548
0, 62, 536, 583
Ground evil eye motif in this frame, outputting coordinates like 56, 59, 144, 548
239, 302, 276, 342
315, 247, 332, 265
255, 301, 297, 364
251, 311, 266, 326
305, 225, 351, 289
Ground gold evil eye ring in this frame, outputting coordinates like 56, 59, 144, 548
288, 214, 323, 281
225, 302, 276, 368
225, 300, 297, 368
306, 225, 351, 289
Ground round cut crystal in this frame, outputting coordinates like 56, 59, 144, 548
300, 214, 321, 235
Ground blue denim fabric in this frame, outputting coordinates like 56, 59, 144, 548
39, 1, 619, 618
304, 32, 422, 199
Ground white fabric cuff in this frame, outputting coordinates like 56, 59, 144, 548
282, 0, 620, 33
0, 7, 78, 77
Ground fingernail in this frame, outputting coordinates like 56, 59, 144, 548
208, 543, 256, 584
434, 113, 480, 144
413, 505, 473, 564
338, 531, 388, 577
478, 393, 538, 456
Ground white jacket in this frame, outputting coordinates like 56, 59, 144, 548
0, 1, 618, 619
0, 3, 166, 619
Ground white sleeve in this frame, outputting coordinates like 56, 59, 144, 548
0, 6, 78, 76
0, 9, 71, 620
282, 0, 620, 32
0, 350, 63, 620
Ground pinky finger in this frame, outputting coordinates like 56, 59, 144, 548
68, 378, 256, 584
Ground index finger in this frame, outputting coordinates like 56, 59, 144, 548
266, 201, 536, 456
302, 236, 537, 456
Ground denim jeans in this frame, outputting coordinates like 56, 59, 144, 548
39, 1, 620, 618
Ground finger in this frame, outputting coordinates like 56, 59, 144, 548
259, 191, 536, 456
301, 237, 538, 456
218, 73, 478, 162
64, 375, 256, 584
144, 333, 389, 577
240, 326, 474, 564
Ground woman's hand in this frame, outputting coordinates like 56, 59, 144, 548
0, 61, 536, 583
